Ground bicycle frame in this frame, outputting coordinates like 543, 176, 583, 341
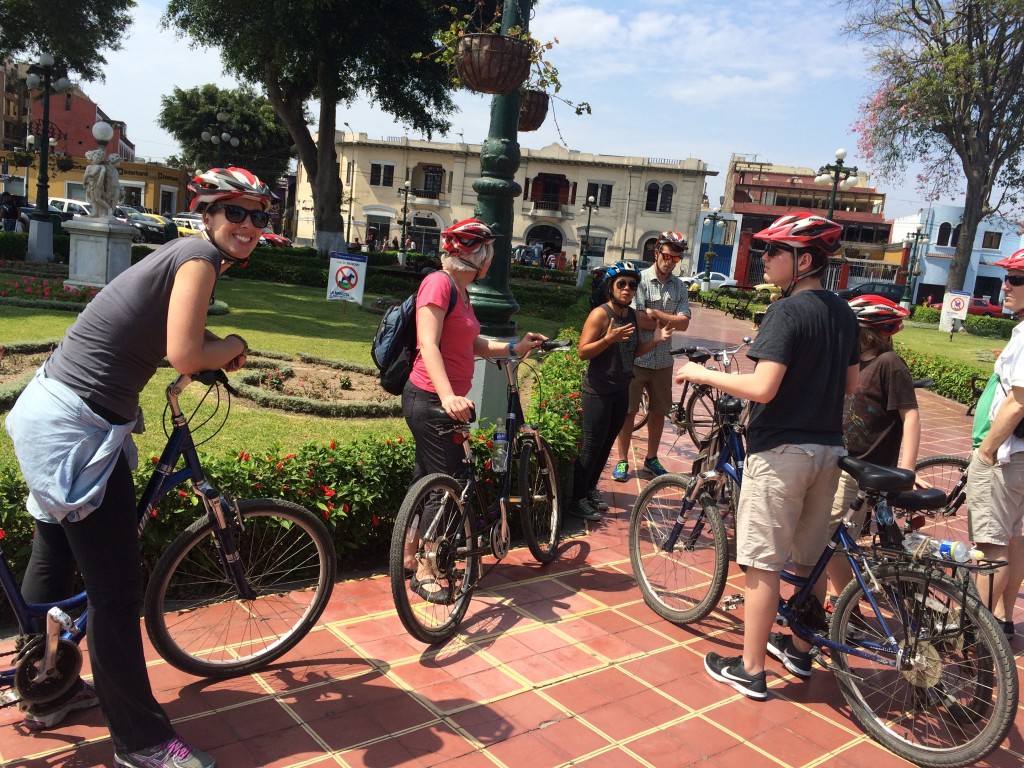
1, 371, 253, 692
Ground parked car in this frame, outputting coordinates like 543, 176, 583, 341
835, 281, 905, 303
932, 296, 1006, 318
113, 205, 141, 222
49, 197, 92, 219
259, 228, 291, 248
173, 214, 204, 238
126, 212, 177, 243
19, 201, 65, 230
682, 271, 738, 291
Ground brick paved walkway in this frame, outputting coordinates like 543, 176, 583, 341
1, 305, 1020, 767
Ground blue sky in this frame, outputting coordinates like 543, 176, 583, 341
82, 0, 955, 221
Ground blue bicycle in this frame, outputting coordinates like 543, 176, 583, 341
1, 370, 336, 710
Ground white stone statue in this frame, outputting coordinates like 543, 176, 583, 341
83, 149, 121, 219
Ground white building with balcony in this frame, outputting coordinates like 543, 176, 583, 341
293, 131, 714, 268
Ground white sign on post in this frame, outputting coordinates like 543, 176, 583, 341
326, 252, 367, 305
938, 289, 971, 332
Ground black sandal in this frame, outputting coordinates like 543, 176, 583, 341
410, 575, 453, 605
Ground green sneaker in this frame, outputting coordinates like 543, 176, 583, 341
643, 457, 668, 476
611, 460, 629, 482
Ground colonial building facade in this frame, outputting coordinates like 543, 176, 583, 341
294, 132, 714, 267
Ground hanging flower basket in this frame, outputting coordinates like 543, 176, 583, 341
455, 33, 531, 94
9, 152, 32, 167
54, 154, 74, 172
518, 90, 549, 132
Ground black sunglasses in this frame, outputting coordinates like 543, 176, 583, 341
210, 204, 271, 228
1005, 275, 1024, 287
764, 244, 794, 258
615, 279, 638, 290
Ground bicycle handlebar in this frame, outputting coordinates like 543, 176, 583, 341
671, 336, 752, 359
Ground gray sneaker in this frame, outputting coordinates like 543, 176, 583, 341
114, 736, 216, 768
568, 498, 602, 521
586, 488, 609, 510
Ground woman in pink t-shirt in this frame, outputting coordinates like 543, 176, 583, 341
401, 219, 547, 602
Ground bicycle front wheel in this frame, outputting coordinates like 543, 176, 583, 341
389, 473, 478, 645
518, 437, 562, 563
628, 474, 729, 625
684, 385, 717, 447
144, 499, 336, 678
914, 455, 970, 543
829, 563, 1017, 767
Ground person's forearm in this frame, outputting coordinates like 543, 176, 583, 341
419, 345, 455, 399
979, 390, 1024, 460
898, 408, 921, 470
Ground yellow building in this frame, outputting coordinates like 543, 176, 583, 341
295, 132, 714, 266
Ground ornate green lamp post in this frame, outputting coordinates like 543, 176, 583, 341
901, 226, 927, 309
701, 207, 724, 292
398, 179, 411, 265
814, 148, 858, 220
25, 52, 70, 263
201, 112, 239, 167
578, 195, 597, 287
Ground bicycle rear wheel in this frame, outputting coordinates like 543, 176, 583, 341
684, 385, 717, 447
389, 473, 478, 645
632, 390, 650, 432
518, 437, 562, 563
144, 499, 336, 677
628, 474, 729, 625
829, 563, 1017, 767
913, 455, 970, 543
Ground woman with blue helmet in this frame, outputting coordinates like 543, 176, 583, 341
570, 261, 671, 520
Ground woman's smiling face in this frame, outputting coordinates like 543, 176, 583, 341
202, 195, 267, 264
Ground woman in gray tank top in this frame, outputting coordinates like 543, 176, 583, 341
569, 262, 671, 521
6, 167, 274, 768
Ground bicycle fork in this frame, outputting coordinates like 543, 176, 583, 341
662, 472, 717, 552
193, 482, 258, 601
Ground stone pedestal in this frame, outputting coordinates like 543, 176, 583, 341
62, 217, 137, 290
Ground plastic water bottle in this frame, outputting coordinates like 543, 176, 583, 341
492, 418, 509, 473
902, 532, 979, 563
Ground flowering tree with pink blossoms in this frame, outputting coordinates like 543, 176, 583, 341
843, 0, 1024, 291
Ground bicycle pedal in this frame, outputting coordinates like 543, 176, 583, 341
721, 594, 744, 611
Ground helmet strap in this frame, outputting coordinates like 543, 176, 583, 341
201, 229, 249, 268
781, 251, 824, 298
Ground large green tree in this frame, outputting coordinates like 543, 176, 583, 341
158, 84, 296, 186
0, 0, 135, 79
163, 0, 460, 255
844, 0, 1024, 291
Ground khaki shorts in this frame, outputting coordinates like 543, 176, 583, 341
628, 365, 674, 416
828, 471, 867, 537
966, 449, 1024, 546
735, 443, 846, 571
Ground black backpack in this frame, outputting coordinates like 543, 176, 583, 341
371, 273, 457, 395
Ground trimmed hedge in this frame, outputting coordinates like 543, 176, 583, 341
0, 232, 71, 263
894, 340, 987, 404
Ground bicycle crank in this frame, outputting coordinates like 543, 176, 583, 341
13, 637, 83, 704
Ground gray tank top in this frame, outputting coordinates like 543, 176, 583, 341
582, 304, 638, 395
44, 238, 223, 421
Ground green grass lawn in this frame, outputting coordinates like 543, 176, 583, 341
0, 279, 569, 470
0, 280, 1002, 472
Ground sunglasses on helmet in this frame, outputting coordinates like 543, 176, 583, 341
210, 204, 271, 228
1004, 275, 1024, 287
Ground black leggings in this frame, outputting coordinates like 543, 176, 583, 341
572, 388, 630, 502
21, 453, 173, 753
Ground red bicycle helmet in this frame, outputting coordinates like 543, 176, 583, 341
189, 167, 272, 212
754, 212, 843, 255
441, 218, 496, 269
848, 294, 910, 337
656, 231, 688, 253
993, 248, 1024, 270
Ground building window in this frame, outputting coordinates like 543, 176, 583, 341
951, 223, 961, 248
645, 182, 659, 212
587, 182, 613, 208
937, 222, 951, 246
659, 184, 674, 213
982, 230, 1002, 249
422, 166, 443, 198
370, 162, 394, 187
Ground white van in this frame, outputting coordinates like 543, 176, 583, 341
49, 197, 92, 219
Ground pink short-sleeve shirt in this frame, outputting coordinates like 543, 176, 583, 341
408, 271, 479, 395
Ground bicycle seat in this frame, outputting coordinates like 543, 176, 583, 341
427, 405, 476, 424
889, 487, 948, 511
839, 456, 915, 493
716, 395, 744, 415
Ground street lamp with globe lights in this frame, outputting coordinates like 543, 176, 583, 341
702, 207, 725, 293
900, 226, 927, 310
398, 179, 411, 264
578, 195, 597, 287
814, 148, 858, 220
201, 112, 239, 166
25, 52, 71, 263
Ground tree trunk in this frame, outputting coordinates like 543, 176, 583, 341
947, 175, 986, 292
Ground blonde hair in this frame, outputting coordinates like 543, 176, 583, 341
441, 242, 493, 273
